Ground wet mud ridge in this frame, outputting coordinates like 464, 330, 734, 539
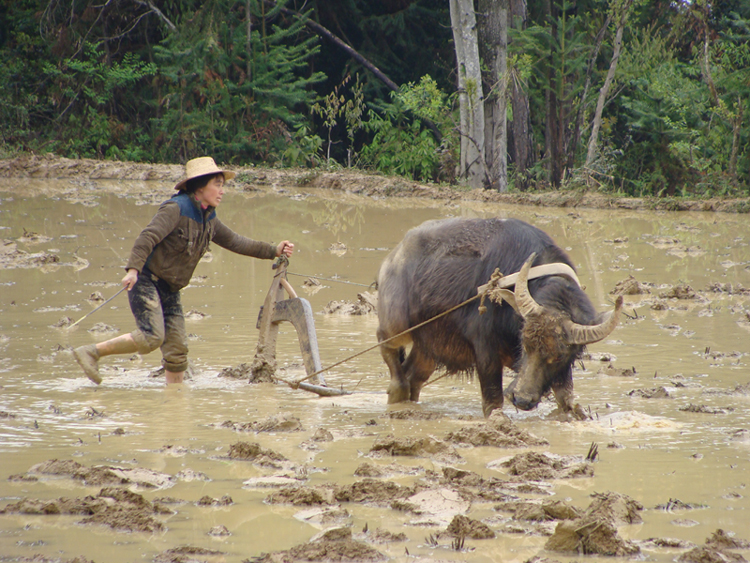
2, 154, 750, 213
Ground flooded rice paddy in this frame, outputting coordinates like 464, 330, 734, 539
1, 177, 749, 563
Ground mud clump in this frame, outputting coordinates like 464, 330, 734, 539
249, 526, 386, 563
611, 275, 652, 296
706, 529, 750, 549
677, 546, 747, 563
511, 500, 583, 522
266, 485, 336, 506
368, 435, 461, 462
381, 408, 445, 420
445, 412, 549, 448
51, 316, 75, 328
1, 488, 168, 533
497, 452, 594, 480
197, 495, 233, 506
367, 528, 408, 543
598, 363, 636, 377
353, 461, 424, 478
587, 491, 644, 524
23, 458, 174, 489
544, 491, 643, 556
660, 284, 698, 300
322, 291, 377, 315
223, 414, 303, 433
628, 386, 672, 399
1, 239, 61, 270
681, 404, 733, 414
226, 441, 288, 468
545, 516, 641, 556
439, 466, 487, 487
335, 478, 415, 505
154, 546, 225, 563
219, 360, 276, 382
444, 514, 496, 539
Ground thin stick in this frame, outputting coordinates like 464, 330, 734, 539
68, 287, 127, 329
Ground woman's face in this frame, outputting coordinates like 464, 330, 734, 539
194, 174, 225, 208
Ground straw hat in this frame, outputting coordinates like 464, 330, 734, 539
173, 156, 236, 190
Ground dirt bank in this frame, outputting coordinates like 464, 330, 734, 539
2, 154, 749, 212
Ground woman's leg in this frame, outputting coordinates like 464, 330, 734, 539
165, 370, 184, 384
73, 272, 165, 384
159, 286, 188, 385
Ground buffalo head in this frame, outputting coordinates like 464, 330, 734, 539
504, 253, 623, 413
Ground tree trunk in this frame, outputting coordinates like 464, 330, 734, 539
478, 0, 509, 192
251, 0, 253, 82
585, 0, 632, 170
508, 0, 534, 190
730, 96, 742, 180
450, 0, 486, 189
568, 14, 610, 172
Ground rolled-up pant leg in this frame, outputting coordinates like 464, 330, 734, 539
159, 287, 188, 372
128, 270, 188, 372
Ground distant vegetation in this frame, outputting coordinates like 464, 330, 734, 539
1, 1, 748, 196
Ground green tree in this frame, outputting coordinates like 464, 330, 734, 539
151, 0, 325, 163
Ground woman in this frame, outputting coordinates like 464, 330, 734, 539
73, 156, 294, 384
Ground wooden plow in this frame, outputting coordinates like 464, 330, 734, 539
251, 257, 351, 396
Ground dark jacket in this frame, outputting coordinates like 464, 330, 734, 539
125, 192, 277, 291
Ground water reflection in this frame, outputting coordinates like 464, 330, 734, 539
0, 178, 749, 562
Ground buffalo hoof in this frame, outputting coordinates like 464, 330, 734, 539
387, 383, 411, 404
482, 400, 504, 418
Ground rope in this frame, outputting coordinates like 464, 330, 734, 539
286, 271, 374, 288
285, 274, 505, 389
277, 259, 578, 392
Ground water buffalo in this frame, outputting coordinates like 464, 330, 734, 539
376, 217, 623, 417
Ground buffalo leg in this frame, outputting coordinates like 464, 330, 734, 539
402, 346, 437, 402
475, 352, 505, 417
378, 328, 411, 404
551, 371, 588, 419
551, 371, 575, 412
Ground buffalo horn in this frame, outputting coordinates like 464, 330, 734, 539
514, 253, 545, 318
564, 295, 624, 345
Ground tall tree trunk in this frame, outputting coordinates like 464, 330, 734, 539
568, 14, 610, 172
730, 97, 742, 180
478, 0, 509, 192
450, 0, 486, 189
542, 0, 561, 185
585, 0, 632, 169
246, 0, 253, 80
508, 0, 534, 190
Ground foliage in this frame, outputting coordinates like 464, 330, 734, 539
40, 43, 156, 159
281, 124, 324, 168
359, 76, 454, 182
312, 75, 365, 166
150, 0, 325, 164
0, 0, 748, 196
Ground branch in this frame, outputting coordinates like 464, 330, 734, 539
132, 0, 176, 31
264, 1, 442, 141
269, 1, 398, 92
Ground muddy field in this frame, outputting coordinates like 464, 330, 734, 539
1, 156, 749, 563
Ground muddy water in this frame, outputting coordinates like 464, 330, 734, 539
1, 179, 749, 562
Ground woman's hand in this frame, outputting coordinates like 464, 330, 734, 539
122, 268, 139, 291
276, 240, 294, 258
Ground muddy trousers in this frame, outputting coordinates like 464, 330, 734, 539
128, 268, 189, 373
